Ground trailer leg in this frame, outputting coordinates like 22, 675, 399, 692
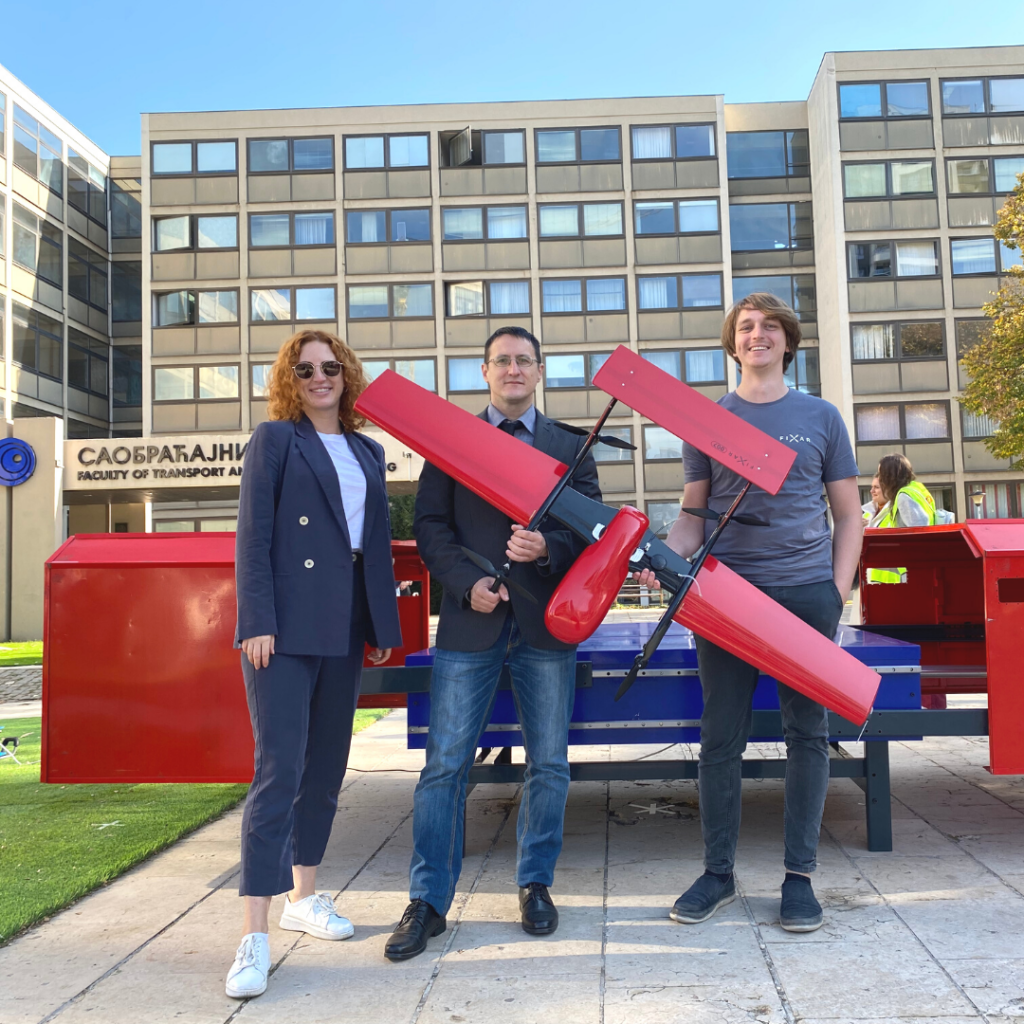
863, 741, 892, 853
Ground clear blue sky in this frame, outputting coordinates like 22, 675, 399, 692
3, 0, 1022, 156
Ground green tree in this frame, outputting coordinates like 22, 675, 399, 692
959, 176, 1024, 466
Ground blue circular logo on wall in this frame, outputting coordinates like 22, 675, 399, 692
0, 438, 36, 486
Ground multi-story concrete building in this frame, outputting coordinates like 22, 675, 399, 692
4, 45, 1024, 547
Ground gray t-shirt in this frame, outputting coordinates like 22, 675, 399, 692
682, 389, 859, 586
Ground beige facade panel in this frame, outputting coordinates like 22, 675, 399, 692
439, 166, 527, 197
536, 163, 623, 193
13, 167, 63, 219
729, 177, 811, 197
896, 279, 943, 309
153, 327, 195, 357
597, 463, 635, 493
197, 251, 240, 279
248, 248, 336, 277
196, 326, 240, 354
346, 245, 390, 275
947, 196, 1001, 228
152, 252, 196, 281
844, 200, 938, 232
542, 313, 630, 345
442, 243, 486, 271
582, 238, 626, 267
248, 174, 291, 203
68, 207, 108, 248
11, 267, 62, 314
388, 244, 434, 273
293, 247, 336, 275
852, 363, 900, 394
445, 316, 531, 347
847, 279, 943, 312
644, 462, 685, 491
544, 389, 631, 420
962, 440, 1011, 471
387, 170, 431, 198
152, 176, 238, 206
942, 116, 1024, 147
152, 404, 198, 431
900, 360, 948, 391
197, 402, 241, 431
904, 442, 954, 473
732, 249, 814, 271
249, 321, 337, 353
347, 319, 436, 350
631, 159, 720, 191
67, 298, 108, 333
343, 171, 387, 199
346, 320, 390, 349
484, 241, 530, 270
0, 155, 6, 185
952, 276, 999, 308
251, 401, 269, 427
247, 174, 327, 203
292, 173, 335, 202
839, 119, 934, 151
249, 249, 291, 277
447, 392, 488, 413
539, 240, 583, 269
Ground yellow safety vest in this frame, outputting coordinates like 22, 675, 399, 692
867, 481, 935, 584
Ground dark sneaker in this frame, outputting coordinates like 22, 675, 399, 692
519, 883, 558, 935
779, 877, 823, 932
669, 872, 736, 924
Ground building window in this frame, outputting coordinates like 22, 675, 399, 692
347, 283, 433, 320
247, 137, 333, 173
12, 303, 62, 381
954, 319, 990, 362
843, 160, 935, 198
729, 202, 812, 252
442, 128, 526, 167
535, 127, 620, 164
848, 240, 939, 279
726, 131, 809, 179
447, 357, 485, 392
646, 500, 681, 538
637, 274, 723, 310
854, 401, 950, 442
111, 177, 142, 238
942, 77, 1024, 115
68, 150, 107, 224
446, 281, 530, 317
154, 289, 239, 327
68, 239, 108, 311
0, 91, 6, 154
541, 277, 626, 314
784, 349, 821, 396
852, 321, 944, 362
152, 140, 238, 174
441, 205, 527, 240
249, 212, 334, 247
112, 262, 142, 323
961, 406, 999, 439
153, 214, 238, 252
250, 286, 336, 322
113, 345, 142, 408
592, 426, 633, 463
731, 275, 816, 322
12, 203, 62, 287
344, 134, 428, 169
631, 124, 715, 160
346, 208, 431, 243
361, 358, 437, 392
543, 352, 614, 389
641, 348, 726, 385
634, 199, 719, 236
965, 482, 1024, 520
68, 328, 109, 397
538, 202, 623, 238
13, 104, 62, 195
947, 156, 1024, 194
950, 237, 1020, 275
153, 365, 240, 402
643, 425, 683, 463
839, 81, 931, 119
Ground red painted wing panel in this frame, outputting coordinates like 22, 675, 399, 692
677, 556, 881, 725
593, 345, 796, 495
356, 370, 566, 523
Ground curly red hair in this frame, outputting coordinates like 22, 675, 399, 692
266, 330, 368, 431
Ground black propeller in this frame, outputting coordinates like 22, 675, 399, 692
460, 547, 538, 604
554, 422, 637, 450
681, 507, 770, 527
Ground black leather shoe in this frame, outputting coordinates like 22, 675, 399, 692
384, 899, 446, 961
519, 883, 558, 935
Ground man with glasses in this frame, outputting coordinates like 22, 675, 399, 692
384, 326, 601, 960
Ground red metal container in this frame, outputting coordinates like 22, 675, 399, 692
860, 521, 1024, 774
42, 534, 429, 783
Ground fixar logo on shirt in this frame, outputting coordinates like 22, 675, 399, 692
780, 432, 812, 444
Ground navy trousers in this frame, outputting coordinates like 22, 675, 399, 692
238, 562, 367, 897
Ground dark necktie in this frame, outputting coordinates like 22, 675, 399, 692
499, 418, 524, 437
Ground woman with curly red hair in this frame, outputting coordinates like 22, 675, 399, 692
226, 329, 402, 999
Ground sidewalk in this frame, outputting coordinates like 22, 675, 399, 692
2, 702, 1022, 1024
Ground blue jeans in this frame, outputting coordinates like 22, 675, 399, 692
695, 579, 845, 876
409, 615, 577, 915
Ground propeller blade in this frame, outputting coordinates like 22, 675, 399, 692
732, 513, 771, 527
461, 546, 498, 576
597, 435, 637, 450
681, 507, 720, 521
502, 576, 539, 605
460, 547, 538, 605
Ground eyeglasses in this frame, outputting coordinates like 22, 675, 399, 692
487, 355, 538, 369
292, 361, 342, 379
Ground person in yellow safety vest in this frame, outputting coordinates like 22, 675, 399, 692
865, 454, 935, 583
861, 475, 884, 524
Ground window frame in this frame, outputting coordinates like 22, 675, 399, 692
445, 279, 532, 318
724, 129, 810, 180
342, 132, 430, 171
534, 126, 622, 166
728, 201, 814, 254
150, 139, 239, 177
841, 159, 937, 199
68, 237, 109, 313
344, 207, 433, 246
13, 103, 63, 196
944, 156, 1024, 196
152, 363, 242, 404
640, 347, 728, 386
853, 400, 952, 443
537, 201, 625, 239
940, 75, 1024, 117
67, 327, 110, 399
440, 203, 530, 243
629, 122, 717, 162
248, 211, 336, 249
12, 203, 63, 288
633, 198, 720, 238
360, 356, 439, 392
960, 403, 1000, 441
152, 213, 240, 253
642, 423, 685, 464
153, 288, 241, 328
837, 80, 933, 120
539, 276, 628, 316
346, 282, 435, 322
245, 136, 334, 175
850, 320, 946, 364
446, 355, 488, 393
846, 239, 942, 281
954, 318, 990, 363
12, 302, 63, 382
248, 285, 338, 324
636, 273, 725, 311
543, 351, 616, 391
964, 481, 1024, 520
948, 235, 1018, 276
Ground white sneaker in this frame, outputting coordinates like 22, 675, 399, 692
280, 892, 354, 941
225, 932, 270, 999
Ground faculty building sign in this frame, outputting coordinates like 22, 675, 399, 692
63, 434, 253, 492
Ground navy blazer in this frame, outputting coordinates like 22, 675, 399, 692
235, 415, 403, 657
413, 408, 601, 652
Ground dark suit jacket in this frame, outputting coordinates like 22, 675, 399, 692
414, 408, 602, 652
235, 415, 403, 656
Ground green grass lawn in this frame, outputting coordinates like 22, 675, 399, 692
0, 642, 43, 667
0, 708, 392, 945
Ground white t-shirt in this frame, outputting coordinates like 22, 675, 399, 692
317, 432, 367, 551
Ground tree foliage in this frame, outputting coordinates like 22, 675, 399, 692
960, 175, 1024, 466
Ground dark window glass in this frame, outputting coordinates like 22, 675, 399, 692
248, 139, 289, 172
111, 179, 142, 238
955, 319, 989, 359
727, 132, 786, 178
293, 137, 333, 170
675, 124, 715, 158
112, 262, 142, 322
580, 128, 619, 161
68, 150, 107, 225
729, 203, 812, 251
347, 210, 386, 243
731, 275, 816, 319
899, 322, 943, 358
390, 208, 430, 242
849, 242, 891, 278
12, 303, 62, 380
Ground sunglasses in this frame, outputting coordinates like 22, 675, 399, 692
292, 361, 343, 380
